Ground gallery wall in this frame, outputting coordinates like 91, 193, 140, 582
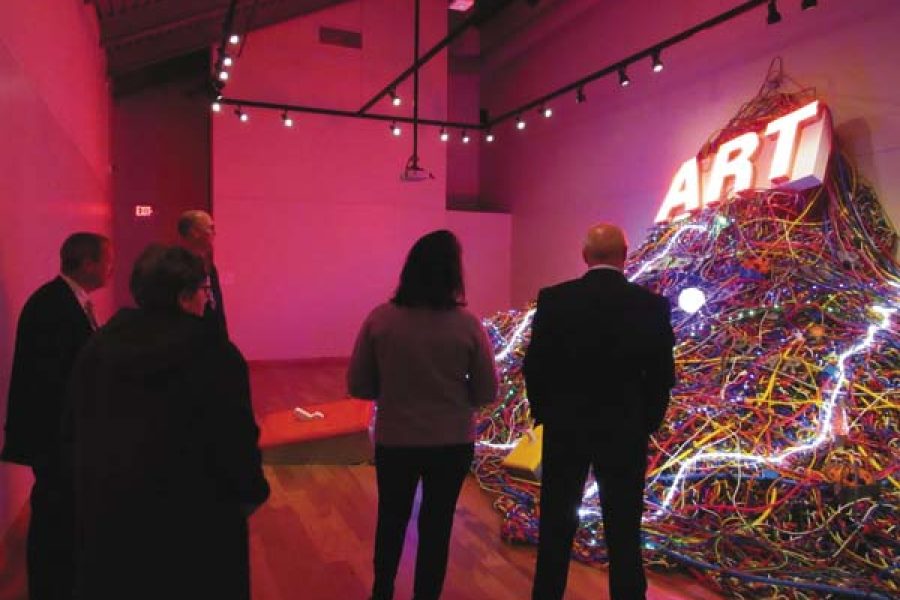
214, 0, 511, 360
0, 0, 111, 535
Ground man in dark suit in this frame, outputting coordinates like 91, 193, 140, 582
177, 209, 227, 337
524, 223, 676, 600
1, 232, 113, 600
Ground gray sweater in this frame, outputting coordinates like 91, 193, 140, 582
347, 302, 498, 446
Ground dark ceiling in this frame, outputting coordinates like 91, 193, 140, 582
86, 0, 350, 76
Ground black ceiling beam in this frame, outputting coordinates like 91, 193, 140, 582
357, 0, 519, 115
487, 0, 771, 128
220, 97, 482, 129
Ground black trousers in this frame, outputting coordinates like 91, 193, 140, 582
371, 443, 474, 600
532, 428, 648, 600
28, 466, 74, 600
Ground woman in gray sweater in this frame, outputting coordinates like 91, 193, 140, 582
348, 229, 498, 600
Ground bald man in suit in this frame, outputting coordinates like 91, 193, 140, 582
524, 223, 676, 600
178, 209, 228, 338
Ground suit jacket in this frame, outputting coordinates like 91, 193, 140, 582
523, 268, 676, 439
2, 276, 93, 468
205, 263, 228, 338
65, 308, 269, 600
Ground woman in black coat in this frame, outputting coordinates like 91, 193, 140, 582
65, 245, 269, 600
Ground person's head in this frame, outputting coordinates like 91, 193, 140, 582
130, 244, 208, 316
582, 223, 628, 269
60, 232, 113, 292
177, 210, 215, 258
392, 229, 466, 310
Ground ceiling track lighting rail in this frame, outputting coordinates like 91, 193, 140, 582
211, 0, 241, 99
485, 0, 790, 129
213, 0, 821, 142
218, 98, 480, 130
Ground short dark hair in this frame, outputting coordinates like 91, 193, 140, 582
392, 230, 466, 310
60, 233, 109, 275
130, 244, 206, 311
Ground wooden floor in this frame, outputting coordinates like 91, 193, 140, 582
250, 464, 721, 600
0, 360, 723, 599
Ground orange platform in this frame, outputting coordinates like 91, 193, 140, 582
257, 399, 374, 465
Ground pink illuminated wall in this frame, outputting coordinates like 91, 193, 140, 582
214, 0, 511, 359
480, 0, 900, 305
0, 1, 111, 533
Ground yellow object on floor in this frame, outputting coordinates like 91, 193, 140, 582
501, 425, 543, 482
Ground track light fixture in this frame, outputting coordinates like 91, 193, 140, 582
767, 0, 782, 24
212, 0, 824, 140
576, 87, 586, 103
651, 49, 664, 73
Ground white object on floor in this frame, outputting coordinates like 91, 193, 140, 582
293, 407, 325, 420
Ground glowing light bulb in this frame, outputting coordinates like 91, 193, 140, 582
678, 287, 706, 314
229, 34, 240, 45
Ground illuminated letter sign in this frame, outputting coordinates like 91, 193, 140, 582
703, 132, 760, 207
656, 159, 701, 223
655, 101, 832, 222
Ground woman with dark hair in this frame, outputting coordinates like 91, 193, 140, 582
348, 230, 498, 600
65, 244, 269, 600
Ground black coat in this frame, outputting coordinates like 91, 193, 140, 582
523, 269, 676, 443
2, 276, 93, 468
206, 263, 228, 338
65, 308, 269, 600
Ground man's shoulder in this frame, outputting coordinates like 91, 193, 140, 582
21, 277, 74, 315
626, 282, 670, 309
538, 278, 583, 301
29, 276, 67, 299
